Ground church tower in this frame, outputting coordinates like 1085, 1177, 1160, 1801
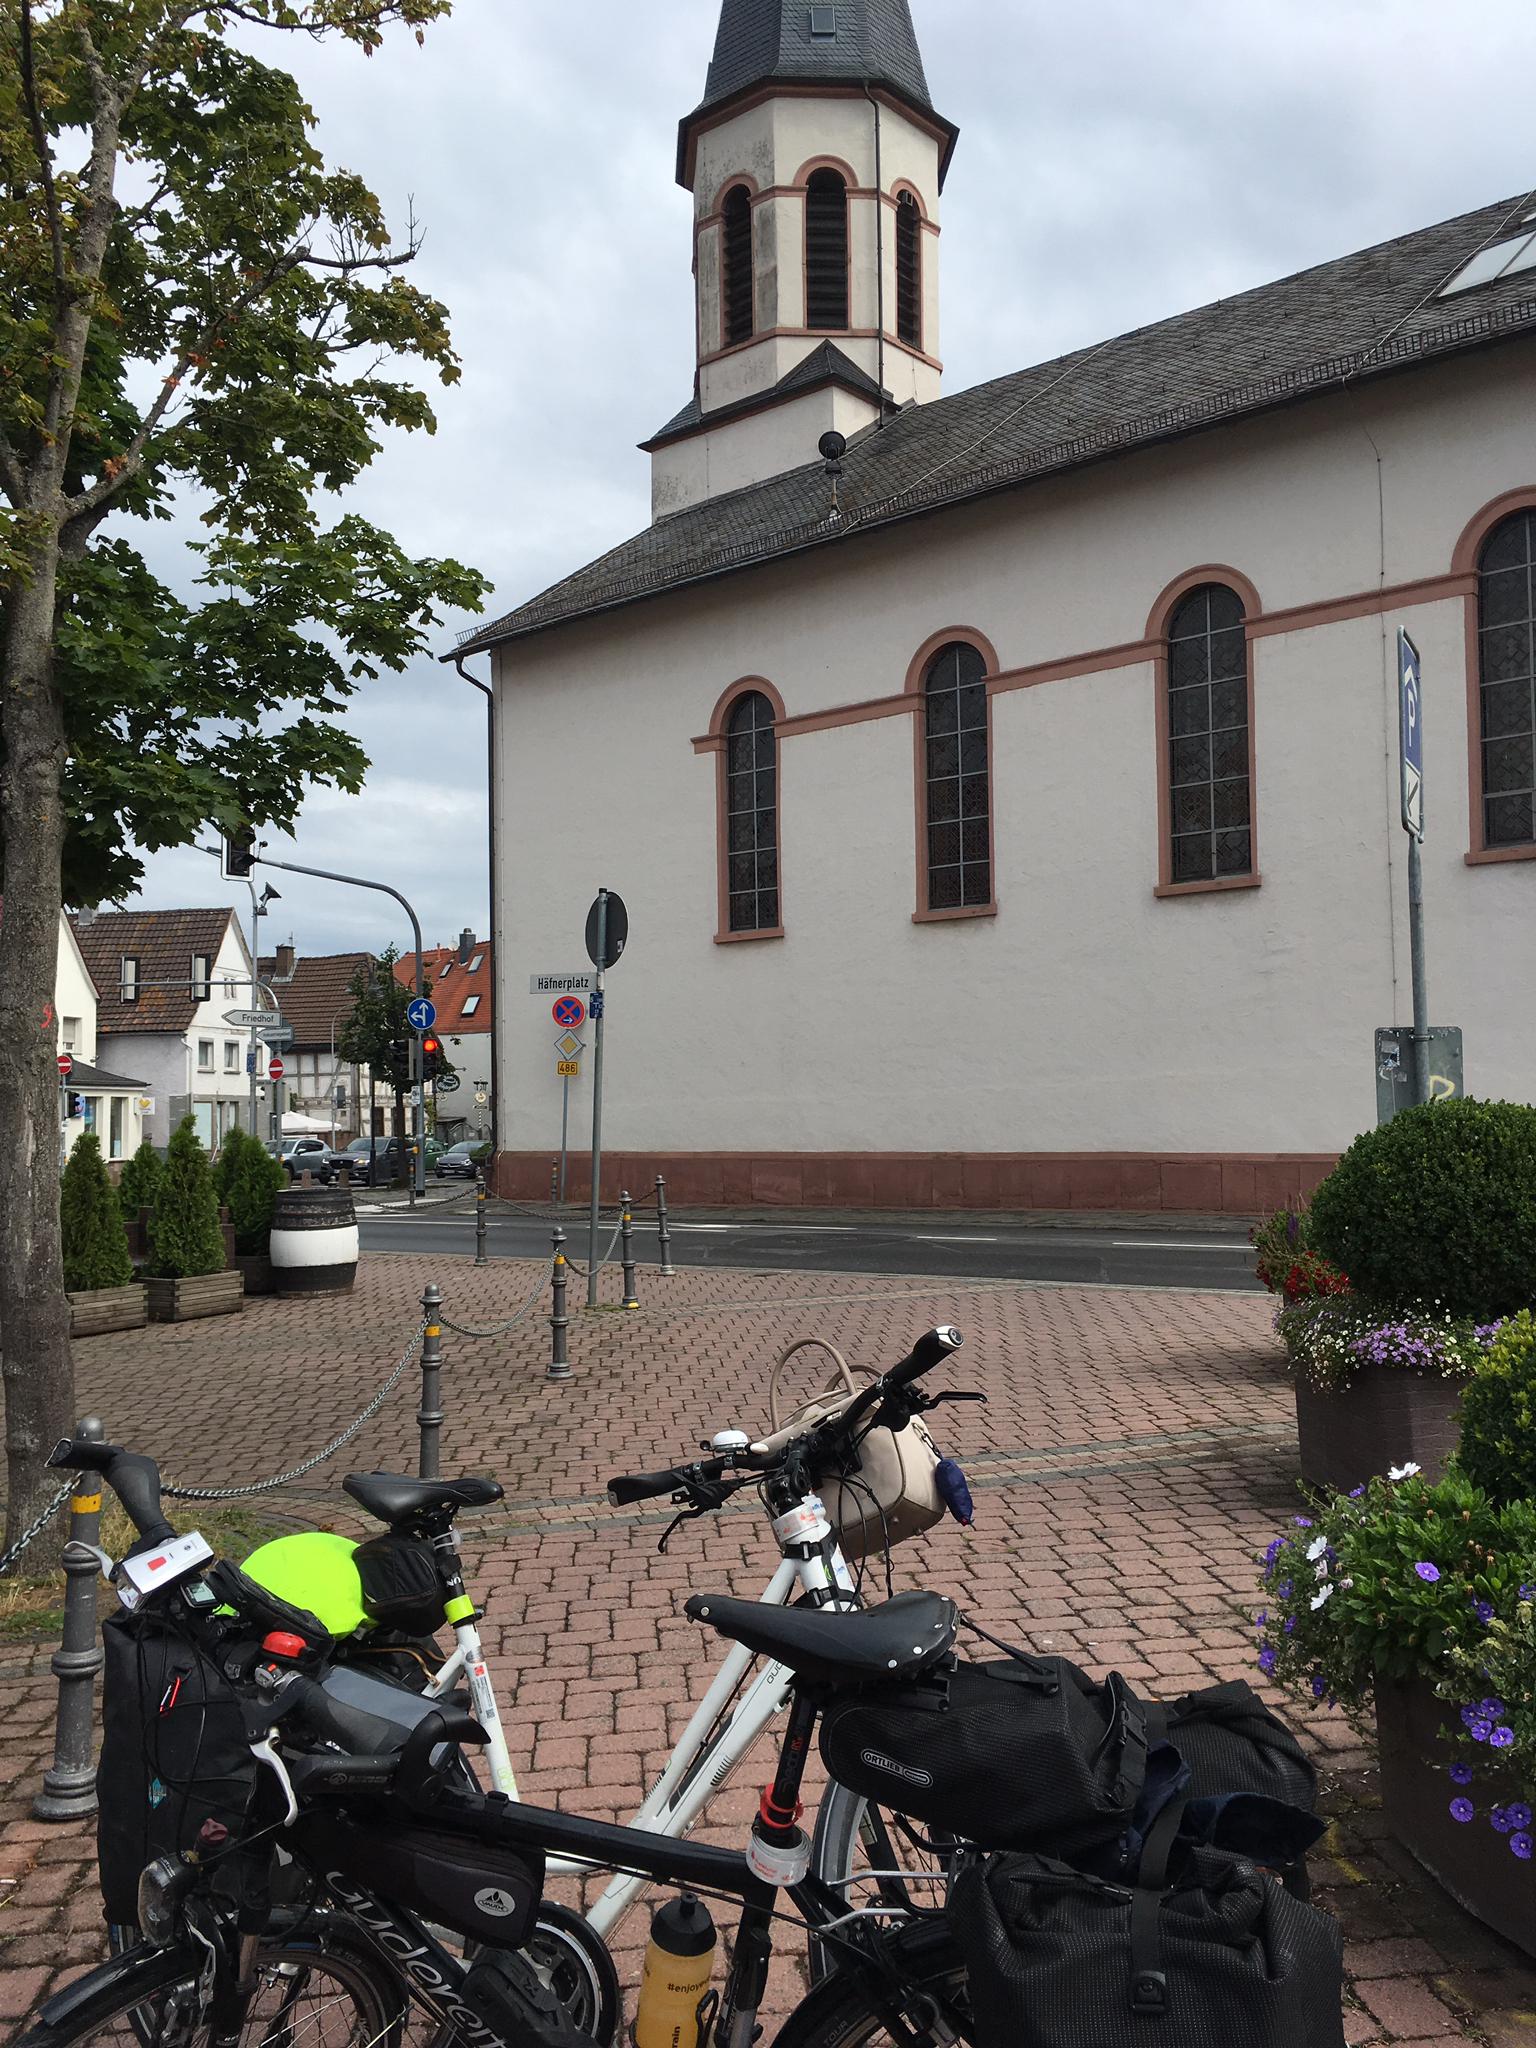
645, 0, 957, 518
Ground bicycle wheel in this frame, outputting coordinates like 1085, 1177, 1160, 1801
808, 1782, 957, 1985
17, 1931, 413, 2048
775, 1916, 968, 2048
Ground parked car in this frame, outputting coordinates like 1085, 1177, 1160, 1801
332, 1136, 402, 1186
265, 1136, 335, 1184
436, 1140, 491, 1180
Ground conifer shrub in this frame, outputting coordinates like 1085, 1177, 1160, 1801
117, 1139, 163, 1217
225, 1137, 286, 1255
147, 1117, 226, 1279
60, 1133, 134, 1292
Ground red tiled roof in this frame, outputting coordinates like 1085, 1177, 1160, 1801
393, 940, 493, 1033
72, 907, 240, 1033
258, 951, 375, 1050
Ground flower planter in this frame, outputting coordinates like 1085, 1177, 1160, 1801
67, 1284, 149, 1338
1294, 1364, 1466, 1494
1375, 1677, 1535, 1957
231, 1252, 275, 1298
145, 1270, 244, 1323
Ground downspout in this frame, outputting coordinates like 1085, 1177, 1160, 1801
452, 653, 499, 1160
864, 81, 887, 425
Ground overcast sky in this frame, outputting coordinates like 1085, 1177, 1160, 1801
126, 0, 1536, 959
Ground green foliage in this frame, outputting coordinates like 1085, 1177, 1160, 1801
334, 948, 408, 1075
148, 1117, 226, 1279
1275, 1295, 1495, 1392
117, 1139, 163, 1217
224, 1137, 286, 1255
1458, 1311, 1536, 1507
1250, 1207, 1313, 1292
212, 1123, 252, 1205
59, 1134, 134, 1292
1308, 1099, 1536, 1320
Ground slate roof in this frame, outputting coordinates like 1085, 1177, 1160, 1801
392, 942, 493, 1034
73, 908, 241, 1033
258, 951, 374, 1050
64, 1059, 150, 1093
458, 195, 1536, 659
643, 340, 887, 447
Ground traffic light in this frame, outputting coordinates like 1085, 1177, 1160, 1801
420, 1033, 443, 1082
224, 826, 255, 877
386, 1038, 411, 1087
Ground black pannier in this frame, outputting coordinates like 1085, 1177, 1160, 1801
294, 1807, 544, 1948
1146, 1679, 1318, 1811
948, 1819, 1346, 2048
818, 1655, 1150, 1865
353, 1531, 445, 1637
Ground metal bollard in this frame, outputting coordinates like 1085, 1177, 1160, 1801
34, 1417, 106, 1821
474, 1169, 488, 1266
418, 1283, 444, 1478
619, 1191, 639, 1311
548, 1230, 572, 1380
654, 1175, 675, 1277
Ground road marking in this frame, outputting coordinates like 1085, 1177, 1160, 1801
909, 1234, 1001, 1244
670, 1223, 736, 1233
1111, 1240, 1252, 1252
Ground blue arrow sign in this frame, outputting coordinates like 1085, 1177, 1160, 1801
1398, 628, 1423, 840
406, 996, 437, 1032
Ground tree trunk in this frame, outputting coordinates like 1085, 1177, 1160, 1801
0, 536, 74, 1546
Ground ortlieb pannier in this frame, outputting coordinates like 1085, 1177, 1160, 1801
353, 1531, 445, 1637
1146, 1678, 1317, 1812
818, 1654, 1150, 1866
294, 1808, 543, 1947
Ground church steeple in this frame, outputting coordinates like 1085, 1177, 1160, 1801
646, 0, 957, 520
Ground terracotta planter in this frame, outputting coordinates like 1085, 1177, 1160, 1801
1294, 1364, 1466, 1494
67, 1284, 149, 1338
231, 1251, 275, 1297
145, 1270, 244, 1323
1376, 1677, 1535, 1958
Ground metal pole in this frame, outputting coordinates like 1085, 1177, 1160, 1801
550, 1158, 559, 1208
549, 1229, 572, 1381
655, 1175, 675, 1276
34, 1417, 106, 1821
1408, 835, 1430, 1108
474, 1169, 488, 1266
620, 1191, 638, 1311
585, 890, 609, 1309
418, 1283, 444, 1479
558, 1076, 570, 1206
450, 655, 499, 1157
409, 1035, 422, 1209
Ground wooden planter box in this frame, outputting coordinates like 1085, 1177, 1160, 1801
231, 1251, 275, 1297
1294, 1364, 1466, 1494
67, 1284, 149, 1338
1376, 1677, 1535, 1958
145, 1270, 244, 1323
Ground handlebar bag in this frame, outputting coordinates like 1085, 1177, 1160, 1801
762, 1338, 943, 1561
97, 1610, 259, 1928
293, 1807, 543, 1948
353, 1532, 445, 1637
818, 1654, 1150, 1866
946, 1839, 1345, 2048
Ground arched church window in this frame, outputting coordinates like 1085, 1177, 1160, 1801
725, 691, 779, 932
722, 184, 754, 347
806, 169, 849, 330
1165, 584, 1252, 884
1477, 508, 1536, 848
896, 192, 922, 349
923, 642, 991, 910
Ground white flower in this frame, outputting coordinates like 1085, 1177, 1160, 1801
1314, 1559, 1330, 1580
1306, 1535, 1328, 1562
1310, 1583, 1335, 1611
1388, 1463, 1421, 1481
1340, 1578, 1354, 1591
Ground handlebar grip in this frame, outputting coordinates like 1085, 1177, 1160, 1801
49, 1436, 122, 1474
398, 1707, 487, 1804
51, 1439, 173, 1543
886, 1325, 964, 1389
606, 1468, 686, 1507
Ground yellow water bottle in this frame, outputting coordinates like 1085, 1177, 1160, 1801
634, 1893, 717, 2048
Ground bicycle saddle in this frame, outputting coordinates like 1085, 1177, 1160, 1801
684, 1589, 956, 1686
343, 1471, 505, 1527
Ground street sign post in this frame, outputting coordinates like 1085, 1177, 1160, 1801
552, 995, 586, 1031
1376, 1025, 1463, 1125
405, 996, 437, 1033
1398, 628, 1431, 1107
267, 1056, 285, 1081
56, 1053, 73, 1078
584, 889, 627, 1304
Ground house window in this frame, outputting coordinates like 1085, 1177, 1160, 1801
438, 961, 451, 978
1478, 508, 1536, 847
725, 690, 779, 932
461, 994, 481, 1017
224, 1041, 240, 1071
806, 169, 849, 330
109, 1096, 126, 1159
467, 953, 483, 972
62, 1016, 80, 1051
896, 192, 922, 348
120, 956, 139, 1002
1165, 584, 1252, 884
191, 953, 212, 1001
197, 1039, 215, 1071
923, 643, 991, 911
722, 183, 754, 346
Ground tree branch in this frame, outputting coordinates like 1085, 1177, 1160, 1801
17, 0, 67, 311
0, 422, 26, 506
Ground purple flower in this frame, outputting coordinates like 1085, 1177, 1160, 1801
1513, 1834, 1533, 1861
1474, 1601, 1495, 1624
1448, 1761, 1474, 1786
1490, 1727, 1515, 1749
1491, 1806, 1515, 1834
1255, 1611, 1268, 1629
1311, 1674, 1328, 1698
1480, 1698, 1507, 1719
1294, 1517, 1314, 1529
1258, 1647, 1278, 1674
1414, 1562, 1441, 1583
1520, 1584, 1535, 1603
1264, 1538, 1284, 1566
1348, 1486, 1365, 1499
1468, 1718, 1494, 1743
1283, 1617, 1296, 1635
1286, 1212, 1300, 1247
1508, 1804, 1533, 1830
1277, 1581, 1293, 1600
1449, 1797, 1475, 1824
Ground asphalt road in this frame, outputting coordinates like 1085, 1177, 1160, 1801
356, 1206, 1262, 1291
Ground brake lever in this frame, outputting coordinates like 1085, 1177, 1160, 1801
922, 1391, 988, 1409
657, 1474, 738, 1553
250, 1735, 298, 1827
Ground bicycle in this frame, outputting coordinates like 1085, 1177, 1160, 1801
24, 1330, 977, 2048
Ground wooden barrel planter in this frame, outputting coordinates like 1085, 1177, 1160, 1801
1294, 1364, 1466, 1495
271, 1184, 359, 1296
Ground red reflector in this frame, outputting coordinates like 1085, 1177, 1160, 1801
261, 1631, 307, 1659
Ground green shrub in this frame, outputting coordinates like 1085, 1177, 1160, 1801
212, 1124, 252, 1205
1458, 1310, 1536, 1506
225, 1137, 286, 1255
60, 1133, 134, 1292
1308, 1098, 1536, 1320
117, 1140, 163, 1217
148, 1117, 226, 1279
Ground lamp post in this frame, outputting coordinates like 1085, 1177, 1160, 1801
449, 654, 497, 1158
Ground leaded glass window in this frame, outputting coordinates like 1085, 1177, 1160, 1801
722, 184, 754, 346
725, 691, 779, 931
924, 642, 990, 910
1478, 509, 1536, 847
1166, 585, 1251, 884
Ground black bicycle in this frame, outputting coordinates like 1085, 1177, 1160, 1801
21, 1330, 976, 2048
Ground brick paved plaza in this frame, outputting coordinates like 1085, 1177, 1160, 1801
1, 1252, 1532, 2043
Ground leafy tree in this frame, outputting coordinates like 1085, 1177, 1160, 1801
117, 1138, 163, 1217
334, 944, 449, 1182
59, 1131, 132, 1290
147, 1116, 225, 1279
0, 0, 487, 1538
225, 1136, 285, 1255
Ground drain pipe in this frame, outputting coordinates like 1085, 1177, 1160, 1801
864, 81, 887, 424
451, 652, 499, 1159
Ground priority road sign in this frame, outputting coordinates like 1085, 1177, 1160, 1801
405, 996, 437, 1033
56, 1052, 73, 1078
555, 1031, 583, 1060
267, 1055, 285, 1081
552, 995, 586, 1030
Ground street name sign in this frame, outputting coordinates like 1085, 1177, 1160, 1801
530, 971, 594, 995
260, 1025, 294, 1049
1399, 628, 1424, 840
405, 996, 437, 1033
225, 1008, 281, 1030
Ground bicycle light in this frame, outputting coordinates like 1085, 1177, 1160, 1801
137, 1854, 195, 1946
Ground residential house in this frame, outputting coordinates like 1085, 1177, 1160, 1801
47, 911, 149, 1162
259, 943, 382, 1140
394, 932, 493, 1144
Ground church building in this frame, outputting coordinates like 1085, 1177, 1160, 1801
458, 0, 1536, 1213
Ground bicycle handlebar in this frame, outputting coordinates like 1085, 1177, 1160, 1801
48, 1436, 174, 1547
606, 1457, 732, 1507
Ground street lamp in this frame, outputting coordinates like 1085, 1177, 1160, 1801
448, 653, 497, 1158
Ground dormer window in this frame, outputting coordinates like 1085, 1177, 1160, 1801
722, 184, 755, 346
808, 5, 836, 36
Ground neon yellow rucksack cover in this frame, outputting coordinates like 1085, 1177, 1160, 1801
241, 1530, 367, 1636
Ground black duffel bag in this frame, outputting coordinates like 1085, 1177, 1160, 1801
947, 1804, 1346, 2048
818, 1653, 1150, 1867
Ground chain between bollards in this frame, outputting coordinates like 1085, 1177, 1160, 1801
474, 1169, 488, 1266
418, 1283, 444, 1478
619, 1192, 639, 1310
549, 1229, 572, 1379
34, 1418, 106, 1821
654, 1175, 675, 1276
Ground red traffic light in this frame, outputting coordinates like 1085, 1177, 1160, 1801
421, 1034, 441, 1057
